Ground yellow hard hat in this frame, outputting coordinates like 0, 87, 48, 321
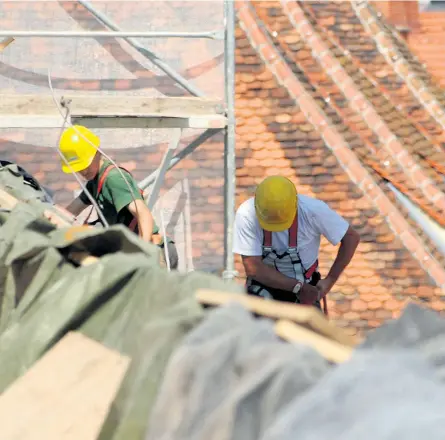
254, 176, 297, 232
59, 125, 100, 174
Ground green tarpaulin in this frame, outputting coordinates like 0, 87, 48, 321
0, 167, 243, 439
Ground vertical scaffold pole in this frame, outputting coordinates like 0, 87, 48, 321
223, 0, 237, 281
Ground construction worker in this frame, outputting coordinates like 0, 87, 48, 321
232, 176, 360, 308
59, 125, 178, 270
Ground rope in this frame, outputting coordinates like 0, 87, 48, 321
47, 68, 141, 228
159, 200, 171, 272
47, 69, 109, 227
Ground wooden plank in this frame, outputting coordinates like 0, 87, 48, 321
275, 320, 353, 364
0, 115, 227, 129
0, 94, 225, 118
0, 187, 73, 228
68, 250, 99, 266
0, 189, 100, 267
196, 289, 361, 347
73, 114, 227, 130
0, 332, 130, 440
0, 37, 14, 52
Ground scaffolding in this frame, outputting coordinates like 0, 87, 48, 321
0, 0, 236, 279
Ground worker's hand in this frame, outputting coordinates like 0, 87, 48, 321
299, 283, 319, 305
316, 277, 334, 300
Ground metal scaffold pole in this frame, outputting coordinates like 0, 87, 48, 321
223, 0, 237, 281
77, 0, 205, 97
0, 30, 224, 39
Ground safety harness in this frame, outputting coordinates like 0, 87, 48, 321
84, 164, 142, 231
246, 214, 328, 314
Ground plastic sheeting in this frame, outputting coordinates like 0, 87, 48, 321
0, 201, 243, 440
145, 303, 331, 440
262, 349, 445, 440
146, 302, 445, 440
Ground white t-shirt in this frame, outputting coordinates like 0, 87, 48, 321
232, 194, 349, 270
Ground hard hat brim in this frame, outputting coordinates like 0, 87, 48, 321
258, 213, 295, 232
61, 156, 94, 174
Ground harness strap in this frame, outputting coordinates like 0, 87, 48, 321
263, 229, 272, 247
288, 214, 298, 247
261, 212, 319, 281
263, 214, 298, 248
83, 164, 143, 232
305, 261, 318, 279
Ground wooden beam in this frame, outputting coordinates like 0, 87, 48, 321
0, 37, 14, 52
0, 93, 227, 128
73, 115, 227, 130
275, 320, 353, 364
0, 187, 74, 228
196, 289, 361, 347
0, 332, 130, 440
0, 115, 227, 129
0, 93, 225, 121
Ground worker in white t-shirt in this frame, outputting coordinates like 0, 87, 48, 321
233, 176, 360, 309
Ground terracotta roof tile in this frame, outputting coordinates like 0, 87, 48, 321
306, 1, 445, 163
2, 0, 445, 333
234, 15, 442, 332
252, 1, 445, 240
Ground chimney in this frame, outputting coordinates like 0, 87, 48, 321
373, 1, 420, 33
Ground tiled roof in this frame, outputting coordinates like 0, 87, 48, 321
1, 1, 445, 335
235, 0, 445, 334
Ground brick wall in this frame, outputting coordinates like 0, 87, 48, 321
0, 1, 225, 272
408, 11, 445, 88
373, 0, 420, 30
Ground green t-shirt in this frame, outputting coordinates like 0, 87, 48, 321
79, 161, 159, 234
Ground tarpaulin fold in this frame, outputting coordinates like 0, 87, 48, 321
0, 193, 243, 440
0, 161, 53, 204
147, 303, 445, 440
145, 302, 330, 440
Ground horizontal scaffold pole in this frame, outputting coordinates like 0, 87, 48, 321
0, 30, 224, 40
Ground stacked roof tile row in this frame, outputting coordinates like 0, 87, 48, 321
1, 1, 445, 334
235, 0, 445, 334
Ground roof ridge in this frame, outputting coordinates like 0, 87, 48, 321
296, 1, 445, 145
352, 0, 445, 132
236, 0, 445, 289
252, 0, 445, 228
282, 0, 445, 216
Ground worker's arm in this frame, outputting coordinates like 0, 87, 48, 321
66, 196, 88, 217
242, 255, 300, 291
233, 204, 318, 301
104, 169, 155, 242
127, 199, 154, 243
317, 225, 360, 299
242, 256, 320, 303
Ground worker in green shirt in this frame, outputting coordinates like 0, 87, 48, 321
59, 125, 178, 270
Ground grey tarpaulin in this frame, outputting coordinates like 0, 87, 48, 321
0, 196, 244, 440
360, 302, 445, 381
262, 350, 445, 440
145, 302, 331, 440
146, 302, 445, 440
